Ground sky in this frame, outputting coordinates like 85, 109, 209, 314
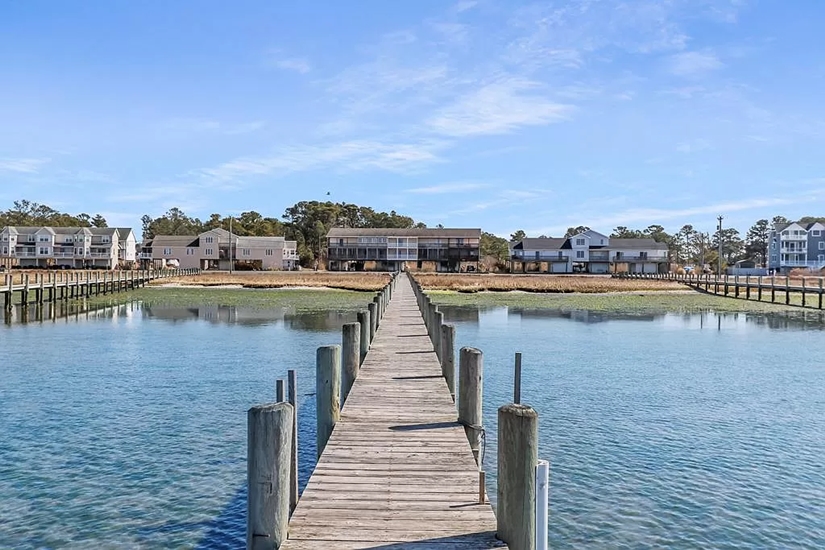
1, 0, 824, 238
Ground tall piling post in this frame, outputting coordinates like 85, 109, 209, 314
434, 311, 444, 361
341, 322, 360, 404
287, 369, 298, 514
458, 347, 483, 464
497, 403, 539, 550
357, 310, 370, 363
440, 324, 456, 402
316, 345, 341, 458
514, 352, 523, 404
367, 302, 377, 342
247, 403, 292, 550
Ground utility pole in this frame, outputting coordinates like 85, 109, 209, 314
229, 216, 234, 274
717, 216, 724, 275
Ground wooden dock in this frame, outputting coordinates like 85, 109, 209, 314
2, 268, 198, 311
281, 273, 505, 549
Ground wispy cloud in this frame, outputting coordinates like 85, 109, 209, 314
0, 158, 51, 173
669, 51, 724, 77
225, 121, 266, 135
158, 118, 265, 135
266, 50, 311, 74
427, 77, 571, 137
197, 139, 447, 182
405, 182, 489, 194
453, 0, 478, 14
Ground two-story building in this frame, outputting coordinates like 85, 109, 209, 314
768, 221, 825, 273
140, 228, 298, 270
509, 230, 669, 274
0, 226, 137, 269
326, 228, 481, 272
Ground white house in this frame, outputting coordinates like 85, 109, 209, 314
0, 226, 137, 269
509, 230, 669, 274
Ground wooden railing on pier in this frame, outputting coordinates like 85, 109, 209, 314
2, 269, 200, 311
617, 272, 825, 310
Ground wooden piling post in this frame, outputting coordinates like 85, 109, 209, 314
287, 369, 298, 514
458, 347, 483, 464
276, 379, 285, 403
758, 276, 763, 301
357, 310, 370, 363
802, 277, 807, 307
786, 276, 790, 305
341, 322, 360, 404
367, 302, 377, 342
745, 275, 750, 300
247, 402, 293, 550
735, 275, 740, 298
496, 403, 539, 550
440, 324, 456, 402
434, 311, 444, 361
819, 279, 823, 310
771, 277, 776, 303
514, 352, 522, 404
316, 345, 341, 458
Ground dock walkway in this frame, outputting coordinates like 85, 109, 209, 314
282, 273, 505, 549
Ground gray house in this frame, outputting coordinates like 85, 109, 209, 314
509, 230, 669, 274
768, 221, 825, 273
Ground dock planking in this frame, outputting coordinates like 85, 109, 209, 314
281, 274, 505, 549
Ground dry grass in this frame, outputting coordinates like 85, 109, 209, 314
153, 271, 391, 292
412, 273, 685, 293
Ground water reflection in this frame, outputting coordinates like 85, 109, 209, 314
440, 305, 825, 331
3, 300, 357, 332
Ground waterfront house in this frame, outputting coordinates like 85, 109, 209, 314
509, 230, 669, 274
326, 228, 481, 272
139, 228, 297, 270
768, 221, 825, 273
0, 226, 137, 269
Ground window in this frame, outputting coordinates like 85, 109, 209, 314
640, 251, 648, 259
576, 238, 585, 246
38, 235, 50, 242
204, 236, 214, 244
186, 248, 195, 255
163, 248, 172, 255
820, 242, 825, 250
1, 247, 7, 254
576, 250, 585, 259
782, 231, 789, 236
813, 230, 822, 237
205, 248, 213, 255
600, 239, 604, 245
38, 247, 50, 255
102, 236, 110, 243
1, 236, 6, 242
242, 248, 251, 256
265, 249, 273, 256
819, 254, 825, 262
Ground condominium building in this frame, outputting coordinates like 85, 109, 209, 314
140, 228, 298, 270
326, 228, 481, 272
0, 226, 137, 269
509, 229, 669, 274
768, 221, 825, 272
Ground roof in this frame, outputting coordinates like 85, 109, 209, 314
609, 238, 669, 250
115, 228, 135, 239
235, 236, 286, 246
513, 238, 566, 250
150, 235, 200, 247
326, 227, 481, 238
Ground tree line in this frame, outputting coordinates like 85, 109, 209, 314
0, 200, 108, 228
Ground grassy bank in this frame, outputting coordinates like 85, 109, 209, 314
426, 289, 815, 314
151, 271, 390, 292
413, 273, 684, 293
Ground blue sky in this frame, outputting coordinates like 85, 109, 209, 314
1, 0, 823, 237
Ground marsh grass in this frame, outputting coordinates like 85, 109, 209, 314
153, 271, 390, 292
412, 273, 685, 293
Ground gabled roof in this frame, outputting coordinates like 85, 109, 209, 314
609, 238, 669, 250
513, 238, 567, 250
116, 228, 135, 240
150, 235, 200, 248
326, 228, 481, 238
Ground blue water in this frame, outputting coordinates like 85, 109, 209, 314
2, 302, 824, 548
443, 306, 825, 549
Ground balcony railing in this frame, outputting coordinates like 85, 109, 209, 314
512, 254, 569, 261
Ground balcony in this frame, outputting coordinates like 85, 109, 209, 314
613, 255, 666, 262
512, 253, 569, 262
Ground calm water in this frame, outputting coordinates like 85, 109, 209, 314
2, 302, 824, 548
